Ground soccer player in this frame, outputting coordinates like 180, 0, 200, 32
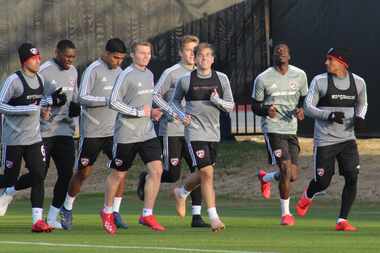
171, 43, 235, 232
100, 41, 165, 235
137, 35, 209, 227
296, 48, 367, 231
60, 38, 128, 230
252, 43, 308, 226
11, 40, 78, 229
0, 43, 66, 232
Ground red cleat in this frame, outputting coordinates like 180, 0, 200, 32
32, 220, 54, 233
280, 214, 295, 226
336, 220, 358, 232
296, 192, 313, 217
139, 215, 166, 231
258, 169, 271, 199
100, 209, 117, 235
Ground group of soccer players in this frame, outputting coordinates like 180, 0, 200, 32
0, 33, 368, 234
254, 44, 367, 231
0, 35, 234, 234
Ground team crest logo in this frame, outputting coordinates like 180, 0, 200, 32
69, 79, 76, 87
41, 145, 46, 162
5, 160, 13, 168
115, 159, 123, 167
196, 150, 205, 159
274, 149, 282, 158
317, 168, 325, 177
170, 158, 179, 166
289, 81, 297, 90
81, 158, 90, 166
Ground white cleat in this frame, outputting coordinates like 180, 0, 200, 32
47, 220, 63, 229
0, 190, 14, 216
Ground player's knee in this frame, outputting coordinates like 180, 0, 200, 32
32, 169, 45, 183
77, 169, 89, 182
200, 169, 213, 182
279, 161, 291, 178
167, 168, 181, 183
344, 170, 358, 187
149, 167, 162, 180
290, 173, 298, 182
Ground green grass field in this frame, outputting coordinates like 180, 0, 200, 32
0, 193, 379, 253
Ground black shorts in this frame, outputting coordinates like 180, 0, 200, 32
264, 133, 300, 165
1, 142, 46, 187
43, 136, 75, 172
161, 136, 194, 172
77, 136, 113, 170
314, 140, 360, 180
188, 141, 218, 170
110, 137, 162, 171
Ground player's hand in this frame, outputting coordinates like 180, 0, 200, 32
51, 87, 67, 106
151, 108, 163, 121
41, 106, 52, 120
267, 105, 277, 118
328, 111, 345, 124
295, 108, 304, 121
171, 112, 181, 125
142, 104, 151, 117
182, 114, 192, 127
354, 116, 366, 133
211, 88, 219, 98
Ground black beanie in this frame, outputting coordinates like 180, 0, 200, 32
327, 47, 350, 67
18, 43, 40, 64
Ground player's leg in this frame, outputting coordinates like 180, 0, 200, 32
335, 140, 360, 231
101, 143, 135, 234
137, 136, 181, 201
258, 133, 281, 199
0, 145, 23, 216
47, 136, 75, 228
60, 137, 101, 229
103, 137, 128, 229
138, 138, 165, 231
174, 142, 224, 232
13, 138, 52, 191
24, 142, 53, 232
183, 138, 209, 227
296, 144, 336, 217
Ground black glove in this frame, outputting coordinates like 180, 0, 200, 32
354, 116, 366, 133
51, 87, 67, 106
328, 111, 345, 124
69, 101, 81, 118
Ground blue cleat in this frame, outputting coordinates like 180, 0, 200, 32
113, 212, 128, 229
60, 207, 73, 230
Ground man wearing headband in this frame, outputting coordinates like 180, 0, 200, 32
296, 47, 368, 231
251, 43, 308, 226
0, 43, 66, 232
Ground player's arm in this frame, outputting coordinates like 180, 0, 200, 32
304, 76, 335, 121
152, 69, 176, 117
353, 76, 368, 132
295, 72, 308, 120
109, 70, 147, 117
169, 76, 187, 122
79, 66, 108, 108
251, 76, 275, 117
0, 76, 39, 115
69, 72, 81, 117
210, 73, 235, 112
